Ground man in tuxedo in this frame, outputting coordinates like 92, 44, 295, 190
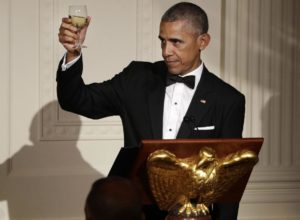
57, 2, 245, 220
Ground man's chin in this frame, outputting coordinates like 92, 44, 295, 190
166, 67, 181, 75
164, 60, 181, 75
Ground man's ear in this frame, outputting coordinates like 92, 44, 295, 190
197, 33, 210, 51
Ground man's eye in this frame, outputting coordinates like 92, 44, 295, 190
172, 40, 182, 45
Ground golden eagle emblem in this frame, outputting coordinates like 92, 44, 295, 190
147, 147, 258, 217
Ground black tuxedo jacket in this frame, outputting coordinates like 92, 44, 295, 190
57, 56, 245, 220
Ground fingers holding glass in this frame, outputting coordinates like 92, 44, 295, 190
58, 19, 78, 53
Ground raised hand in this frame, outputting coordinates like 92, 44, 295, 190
58, 16, 91, 62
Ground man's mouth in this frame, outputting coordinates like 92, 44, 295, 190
165, 60, 180, 66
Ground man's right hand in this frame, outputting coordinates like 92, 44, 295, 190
58, 17, 91, 63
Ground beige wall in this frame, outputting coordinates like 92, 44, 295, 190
222, 0, 300, 219
0, 0, 299, 219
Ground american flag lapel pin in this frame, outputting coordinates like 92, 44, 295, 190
200, 99, 206, 104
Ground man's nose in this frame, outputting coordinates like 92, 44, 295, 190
162, 42, 173, 57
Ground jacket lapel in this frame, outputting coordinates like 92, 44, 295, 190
176, 66, 215, 138
147, 62, 167, 139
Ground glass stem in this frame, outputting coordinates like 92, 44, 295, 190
75, 28, 81, 49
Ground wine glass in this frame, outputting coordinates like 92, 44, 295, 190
69, 5, 88, 49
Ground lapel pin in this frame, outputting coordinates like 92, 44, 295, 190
200, 99, 206, 104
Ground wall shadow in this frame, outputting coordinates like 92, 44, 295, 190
255, 1, 299, 167
0, 101, 102, 220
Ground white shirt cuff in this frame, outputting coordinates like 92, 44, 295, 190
61, 52, 82, 71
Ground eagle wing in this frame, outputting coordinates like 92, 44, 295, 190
147, 150, 199, 211
202, 150, 258, 204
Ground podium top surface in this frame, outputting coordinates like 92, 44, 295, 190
141, 138, 263, 156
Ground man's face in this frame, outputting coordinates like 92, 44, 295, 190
159, 20, 203, 75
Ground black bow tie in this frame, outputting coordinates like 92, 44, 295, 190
166, 74, 195, 89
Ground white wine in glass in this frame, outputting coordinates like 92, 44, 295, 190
69, 5, 87, 48
71, 16, 87, 29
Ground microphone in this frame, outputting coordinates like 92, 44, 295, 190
183, 115, 195, 124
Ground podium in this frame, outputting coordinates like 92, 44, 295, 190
109, 138, 263, 219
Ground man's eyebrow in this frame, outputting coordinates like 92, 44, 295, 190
158, 36, 183, 43
169, 38, 184, 43
158, 35, 164, 41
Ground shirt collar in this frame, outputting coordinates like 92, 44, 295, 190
180, 62, 204, 90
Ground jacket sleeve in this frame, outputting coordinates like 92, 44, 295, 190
220, 93, 246, 138
213, 93, 245, 220
56, 56, 129, 119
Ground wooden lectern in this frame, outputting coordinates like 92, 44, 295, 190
109, 138, 263, 220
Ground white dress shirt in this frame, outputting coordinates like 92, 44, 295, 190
61, 53, 81, 71
163, 63, 203, 139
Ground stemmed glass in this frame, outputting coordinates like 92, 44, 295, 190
69, 5, 88, 49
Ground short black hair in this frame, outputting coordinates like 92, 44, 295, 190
161, 2, 209, 35
85, 176, 143, 220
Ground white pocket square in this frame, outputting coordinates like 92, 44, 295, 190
194, 125, 215, 131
